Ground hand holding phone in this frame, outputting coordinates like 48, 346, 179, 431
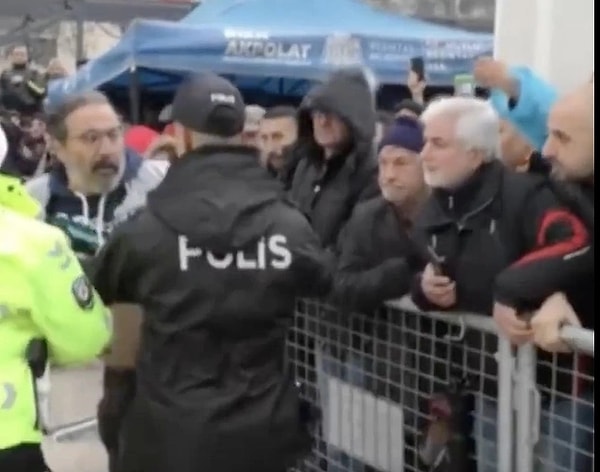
426, 245, 448, 276
410, 56, 426, 82
421, 261, 456, 309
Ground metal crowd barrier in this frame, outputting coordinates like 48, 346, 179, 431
288, 297, 594, 472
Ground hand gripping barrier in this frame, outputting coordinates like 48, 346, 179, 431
288, 297, 594, 472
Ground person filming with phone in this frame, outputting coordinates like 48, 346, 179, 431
410, 95, 593, 472
413, 95, 590, 332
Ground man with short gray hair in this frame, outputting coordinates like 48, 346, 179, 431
411, 96, 593, 472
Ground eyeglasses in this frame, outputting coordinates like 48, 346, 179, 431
71, 126, 123, 146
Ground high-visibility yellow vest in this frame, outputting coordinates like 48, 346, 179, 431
0, 208, 111, 450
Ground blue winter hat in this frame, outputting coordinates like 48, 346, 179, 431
378, 116, 424, 154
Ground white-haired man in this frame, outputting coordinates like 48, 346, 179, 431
410, 96, 592, 472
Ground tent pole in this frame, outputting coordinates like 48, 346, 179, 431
128, 66, 141, 124
75, 16, 85, 62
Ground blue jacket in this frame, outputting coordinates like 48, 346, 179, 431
489, 67, 558, 151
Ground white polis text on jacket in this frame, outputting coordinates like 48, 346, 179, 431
178, 235, 292, 271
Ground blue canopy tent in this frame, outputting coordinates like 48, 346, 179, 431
48, 0, 493, 108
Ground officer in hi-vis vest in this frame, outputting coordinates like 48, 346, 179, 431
0, 125, 112, 471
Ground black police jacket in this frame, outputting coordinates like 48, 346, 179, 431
91, 145, 331, 472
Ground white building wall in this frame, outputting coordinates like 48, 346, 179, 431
493, 0, 594, 93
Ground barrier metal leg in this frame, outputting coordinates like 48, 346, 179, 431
515, 344, 540, 472
496, 337, 514, 472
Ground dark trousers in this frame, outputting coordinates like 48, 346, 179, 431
0, 443, 50, 472
108, 448, 119, 472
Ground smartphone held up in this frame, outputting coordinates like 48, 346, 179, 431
410, 56, 426, 82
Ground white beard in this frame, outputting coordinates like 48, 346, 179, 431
423, 169, 445, 188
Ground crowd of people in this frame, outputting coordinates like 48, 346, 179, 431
0, 47, 594, 472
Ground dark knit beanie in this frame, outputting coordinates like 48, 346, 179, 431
378, 116, 424, 154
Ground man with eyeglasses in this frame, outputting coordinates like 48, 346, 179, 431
25, 90, 166, 472
27, 91, 165, 256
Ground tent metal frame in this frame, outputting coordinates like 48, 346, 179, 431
0, 0, 194, 50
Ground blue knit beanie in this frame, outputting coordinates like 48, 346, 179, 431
378, 116, 424, 154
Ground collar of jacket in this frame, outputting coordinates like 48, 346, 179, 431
419, 160, 504, 229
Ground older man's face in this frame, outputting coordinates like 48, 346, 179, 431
420, 114, 482, 189
311, 111, 349, 155
53, 103, 125, 195
378, 145, 425, 205
543, 87, 594, 182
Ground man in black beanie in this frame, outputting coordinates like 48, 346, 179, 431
335, 116, 428, 310
330, 117, 429, 471
90, 72, 331, 472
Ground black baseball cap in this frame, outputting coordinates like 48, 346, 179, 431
171, 73, 245, 137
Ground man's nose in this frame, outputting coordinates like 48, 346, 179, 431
541, 136, 555, 159
420, 144, 432, 163
98, 134, 120, 150
380, 166, 395, 182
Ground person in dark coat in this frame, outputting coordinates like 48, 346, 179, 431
286, 67, 379, 472
528, 81, 594, 472
0, 45, 46, 116
330, 117, 429, 471
90, 73, 331, 472
288, 67, 380, 249
335, 116, 428, 311
410, 96, 592, 472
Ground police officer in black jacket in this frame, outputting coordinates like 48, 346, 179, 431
90, 73, 331, 472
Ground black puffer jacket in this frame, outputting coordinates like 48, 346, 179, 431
91, 145, 331, 472
335, 196, 424, 312
288, 68, 380, 249
410, 161, 593, 395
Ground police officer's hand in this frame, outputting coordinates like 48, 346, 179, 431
531, 292, 581, 353
420, 263, 456, 308
97, 368, 136, 450
493, 302, 532, 346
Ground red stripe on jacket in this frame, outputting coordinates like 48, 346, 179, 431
514, 210, 589, 266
